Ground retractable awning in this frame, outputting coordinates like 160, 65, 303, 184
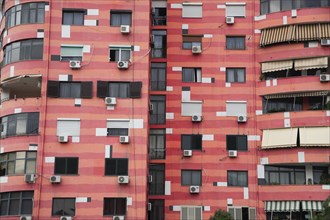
264, 90, 329, 99
299, 127, 330, 147
294, 57, 328, 71
264, 201, 300, 212
261, 60, 293, 73
261, 128, 298, 149
301, 201, 323, 211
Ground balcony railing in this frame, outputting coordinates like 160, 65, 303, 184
149, 149, 165, 160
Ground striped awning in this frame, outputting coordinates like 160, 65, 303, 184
294, 57, 328, 71
260, 25, 294, 46
261, 60, 293, 73
264, 201, 300, 212
262, 128, 298, 149
301, 201, 323, 211
299, 127, 330, 147
264, 90, 329, 99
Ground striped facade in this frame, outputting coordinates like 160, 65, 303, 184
0, 1, 329, 220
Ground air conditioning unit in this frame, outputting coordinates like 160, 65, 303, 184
118, 176, 129, 184
320, 74, 330, 82
50, 175, 61, 184
105, 97, 117, 105
117, 61, 129, 69
119, 136, 129, 144
237, 115, 247, 123
183, 150, 192, 157
24, 174, 35, 183
189, 185, 200, 194
20, 216, 32, 220
320, 39, 330, 46
148, 175, 153, 183
60, 217, 72, 220
192, 45, 202, 54
226, 16, 235, 24
69, 60, 81, 69
148, 202, 152, 211
113, 216, 125, 220
58, 136, 68, 143
192, 115, 202, 122
228, 150, 237, 158
120, 25, 130, 34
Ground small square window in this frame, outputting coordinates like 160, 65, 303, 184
181, 170, 202, 186
104, 198, 127, 216
227, 171, 248, 187
54, 157, 79, 175
105, 158, 128, 176
110, 11, 132, 26
52, 198, 76, 216
181, 134, 202, 150
226, 68, 246, 83
226, 36, 245, 50
62, 10, 85, 25
182, 36, 202, 50
226, 135, 248, 151
182, 68, 202, 82
60, 45, 83, 61
109, 47, 131, 62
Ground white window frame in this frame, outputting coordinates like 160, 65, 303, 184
225, 2, 246, 17
228, 206, 256, 220
109, 45, 132, 62
180, 206, 203, 220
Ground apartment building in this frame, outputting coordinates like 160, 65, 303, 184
0, 0, 329, 220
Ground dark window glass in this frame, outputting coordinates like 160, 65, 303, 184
228, 171, 248, 187
0, 151, 36, 176
0, 191, 33, 216
54, 157, 79, 175
313, 166, 329, 184
152, 8, 167, 26
59, 83, 81, 98
263, 97, 303, 113
182, 68, 202, 82
149, 164, 165, 195
108, 82, 130, 98
104, 198, 127, 216
148, 199, 165, 220
226, 36, 245, 50
52, 198, 76, 216
109, 48, 131, 62
149, 95, 166, 125
149, 129, 166, 160
62, 10, 84, 25
105, 158, 128, 176
151, 63, 166, 91
107, 128, 129, 136
152, 30, 167, 58
181, 170, 202, 186
226, 68, 246, 83
0, 113, 39, 138
264, 165, 306, 185
181, 134, 202, 150
226, 135, 248, 151
110, 11, 132, 26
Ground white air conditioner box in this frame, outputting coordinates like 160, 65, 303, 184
69, 60, 81, 69
189, 185, 200, 193
192, 45, 202, 54
320, 39, 330, 46
50, 175, 61, 183
183, 150, 192, 157
226, 16, 235, 24
192, 115, 202, 122
119, 136, 129, 144
20, 216, 32, 220
60, 217, 72, 220
320, 74, 330, 82
118, 176, 129, 184
105, 97, 117, 105
58, 136, 69, 143
117, 61, 129, 69
237, 115, 247, 123
120, 25, 130, 34
228, 150, 237, 158
113, 216, 125, 220
24, 174, 35, 183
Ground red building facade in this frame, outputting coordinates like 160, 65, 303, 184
0, 0, 329, 220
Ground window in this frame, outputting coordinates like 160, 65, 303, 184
182, 3, 203, 18
226, 36, 245, 50
152, 30, 167, 58
226, 3, 246, 17
110, 10, 132, 26
149, 129, 166, 160
263, 97, 303, 113
148, 199, 164, 220
226, 135, 248, 151
0, 151, 36, 176
181, 207, 202, 220
107, 128, 128, 136
149, 164, 165, 195
54, 157, 79, 175
103, 198, 127, 216
109, 46, 131, 62
62, 9, 85, 25
5, 2, 45, 29
182, 36, 202, 50
226, 68, 246, 83
228, 207, 256, 220
60, 45, 83, 61
226, 101, 247, 116
0, 112, 39, 138
57, 118, 80, 137
105, 158, 128, 176
228, 171, 248, 187
181, 134, 202, 150
152, 7, 167, 26
151, 63, 166, 91
47, 81, 92, 98
264, 165, 305, 185
181, 170, 202, 186
4, 39, 43, 65
149, 95, 166, 125
0, 191, 33, 216
182, 68, 202, 82
313, 166, 329, 184
97, 81, 142, 99
52, 198, 76, 216
181, 101, 203, 117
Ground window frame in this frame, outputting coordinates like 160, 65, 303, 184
110, 10, 132, 26
181, 169, 202, 186
60, 45, 83, 61
149, 95, 166, 125
182, 36, 202, 50
264, 165, 306, 185
109, 46, 131, 62
108, 82, 130, 98
149, 164, 165, 195
225, 3, 246, 17
226, 68, 246, 83
149, 129, 166, 160
54, 157, 79, 175
62, 9, 85, 26
148, 199, 165, 220
103, 198, 127, 216
107, 128, 129, 136
182, 3, 203, 18
226, 36, 245, 50
104, 158, 129, 176
0, 151, 37, 177
227, 170, 248, 187
150, 63, 167, 91
226, 135, 248, 151
182, 67, 202, 83
0, 191, 34, 216
181, 134, 203, 150
151, 30, 167, 58
52, 198, 76, 216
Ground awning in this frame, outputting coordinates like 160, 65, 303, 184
264, 201, 300, 212
261, 60, 293, 73
262, 128, 298, 149
294, 57, 328, 71
295, 23, 330, 41
299, 127, 330, 147
260, 25, 294, 46
301, 201, 323, 211
264, 90, 329, 99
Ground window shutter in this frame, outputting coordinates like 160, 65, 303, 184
129, 81, 142, 98
97, 81, 108, 98
226, 135, 236, 150
47, 81, 60, 97
27, 113, 39, 134
81, 82, 93, 98
194, 135, 202, 149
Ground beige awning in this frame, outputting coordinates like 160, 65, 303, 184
262, 128, 298, 149
265, 201, 300, 212
295, 57, 328, 70
261, 60, 293, 73
264, 90, 329, 99
260, 25, 294, 46
299, 127, 330, 147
